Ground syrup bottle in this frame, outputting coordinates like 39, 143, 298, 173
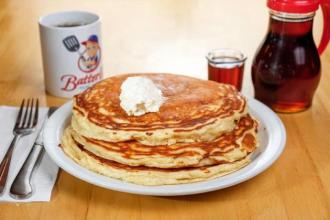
252, 0, 330, 113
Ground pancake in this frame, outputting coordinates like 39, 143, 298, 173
68, 115, 258, 168
61, 130, 252, 186
61, 73, 259, 186
72, 73, 247, 146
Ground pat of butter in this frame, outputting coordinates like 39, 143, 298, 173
119, 76, 165, 116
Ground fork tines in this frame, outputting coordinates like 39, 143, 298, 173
15, 99, 39, 129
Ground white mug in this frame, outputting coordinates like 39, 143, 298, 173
39, 11, 103, 98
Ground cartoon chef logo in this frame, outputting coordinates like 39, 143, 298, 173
79, 35, 101, 72
62, 34, 101, 73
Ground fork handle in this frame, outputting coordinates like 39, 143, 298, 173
0, 135, 20, 194
10, 143, 43, 199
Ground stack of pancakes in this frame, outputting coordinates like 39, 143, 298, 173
61, 73, 259, 185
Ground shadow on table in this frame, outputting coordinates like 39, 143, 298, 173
54, 169, 268, 206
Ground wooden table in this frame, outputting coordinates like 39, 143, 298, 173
0, 0, 329, 219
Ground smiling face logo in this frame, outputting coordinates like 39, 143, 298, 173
62, 34, 101, 73
78, 35, 101, 73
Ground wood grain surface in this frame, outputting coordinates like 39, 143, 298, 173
0, 0, 329, 219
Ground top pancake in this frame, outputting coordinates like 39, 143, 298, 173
73, 73, 247, 145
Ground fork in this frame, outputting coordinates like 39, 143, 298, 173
0, 98, 38, 194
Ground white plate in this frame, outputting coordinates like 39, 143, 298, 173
43, 98, 286, 196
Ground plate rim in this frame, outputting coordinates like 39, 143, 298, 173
43, 97, 286, 196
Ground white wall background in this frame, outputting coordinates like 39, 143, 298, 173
35, 0, 324, 96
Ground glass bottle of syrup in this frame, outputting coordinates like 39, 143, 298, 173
252, 0, 330, 113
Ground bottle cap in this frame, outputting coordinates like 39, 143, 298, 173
267, 0, 319, 13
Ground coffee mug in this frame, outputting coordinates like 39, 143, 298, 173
39, 11, 103, 98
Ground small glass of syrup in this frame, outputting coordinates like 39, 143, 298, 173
206, 49, 246, 91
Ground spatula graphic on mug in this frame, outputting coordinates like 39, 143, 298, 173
62, 35, 85, 61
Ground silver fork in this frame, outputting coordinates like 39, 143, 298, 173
0, 98, 38, 194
